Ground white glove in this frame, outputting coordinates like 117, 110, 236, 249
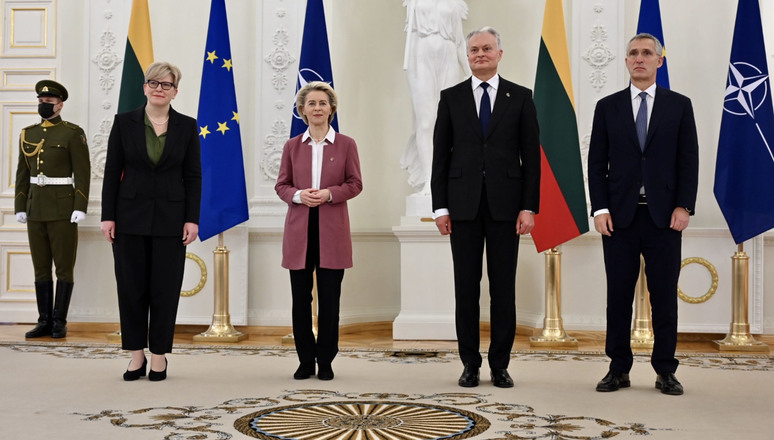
70, 210, 86, 223
16, 212, 27, 224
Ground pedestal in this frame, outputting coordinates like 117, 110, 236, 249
392, 216, 457, 340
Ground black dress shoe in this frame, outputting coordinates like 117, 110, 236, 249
458, 364, 479, 387
491, 368, 514, 388
317, 364, 334, 381
123, 357, 147, 381
148, 358, 167, 382
655, 372, 683, 395
596, 370, 630, 392
294, 363, 316, 380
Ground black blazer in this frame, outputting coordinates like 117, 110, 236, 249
588, 86, 699, 229
431, 76, 541, 221
101, 106, 202, 236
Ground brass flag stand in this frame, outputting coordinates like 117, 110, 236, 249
193, 233, 246, 342
631, 256, 654, 349
530, 247, 578, 348
713, 244, 768, 353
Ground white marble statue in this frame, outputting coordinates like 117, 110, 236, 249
402, 0, 470, 195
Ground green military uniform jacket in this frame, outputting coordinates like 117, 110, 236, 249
15, 116, 91, 221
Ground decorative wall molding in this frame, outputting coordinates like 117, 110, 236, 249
582, 24, 615, 91
87, 0, 127, 182
0, 68, 54, 90
1, 0, 57, 58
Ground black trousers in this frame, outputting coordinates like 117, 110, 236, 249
602, 204, 681, 374
113, 233, 186, 354
27, 219, 78, 282
289, 207, 344, 367
449, 187, 519, 369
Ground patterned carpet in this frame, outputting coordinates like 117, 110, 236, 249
2, 342, 773, 439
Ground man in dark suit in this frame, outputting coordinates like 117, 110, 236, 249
431, 26, 540, 388
588, 33, 699, 396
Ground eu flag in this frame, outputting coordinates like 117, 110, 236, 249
714, 0, 774, 244
636, 0, 669, 89
290, 0, 338, 137
197, 0, 249, 242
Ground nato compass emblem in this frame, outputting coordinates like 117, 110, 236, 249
724, 60, 774, 162
292, 68, 328, 121
724, 61, 769, 119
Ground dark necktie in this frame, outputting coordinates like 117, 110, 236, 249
480, 82, 491, 135
636, 91, 648, 151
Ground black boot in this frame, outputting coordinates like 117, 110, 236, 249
51, 281, 74, 339
25, 281, 54, 338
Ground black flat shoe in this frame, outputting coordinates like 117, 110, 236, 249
294, 363, 316, 380
123, 358, 147, 381
655, 372, 683, 395
491, 368, 514, 388
148, 358, 167, 382
458, 364, 479, 387
317, 364, 334, 381
596, 370, 630, 392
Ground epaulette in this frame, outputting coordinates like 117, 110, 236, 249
62, 121, 82, 130
23, 122, 41, 130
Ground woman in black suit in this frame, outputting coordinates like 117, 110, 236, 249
101, 62, 201, 382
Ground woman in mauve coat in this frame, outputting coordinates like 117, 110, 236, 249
275, 81, 362, 381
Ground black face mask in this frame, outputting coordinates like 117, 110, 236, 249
38, 102, 56, 119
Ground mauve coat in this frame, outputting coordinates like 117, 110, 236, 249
275, 133, 363, 270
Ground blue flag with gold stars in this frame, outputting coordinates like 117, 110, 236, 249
197, 0, 249, 241
714, 0, 774, 244
636, 0, 669, 89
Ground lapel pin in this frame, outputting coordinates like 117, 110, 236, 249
506, 92, 511, 98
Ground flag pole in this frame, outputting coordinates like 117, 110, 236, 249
530, 246, 577, 348
630, 256, 654, 349
713, 243, 768, 352
193, 233, 246, 342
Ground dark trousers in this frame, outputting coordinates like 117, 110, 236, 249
27, 219, 78, 282
450, 187, 519, 369
113, 233, 186, 354
602, 204, 681, 374
289, 207, 344, 367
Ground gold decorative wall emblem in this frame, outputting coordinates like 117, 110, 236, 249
181, 252, 207, 297
678, 257, 718, 304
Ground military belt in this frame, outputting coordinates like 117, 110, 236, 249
30, 176, 73, 187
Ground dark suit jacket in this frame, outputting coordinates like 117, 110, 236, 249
101, 106, 202, 236
588, 86, 699, 229
431, 76, 540, 221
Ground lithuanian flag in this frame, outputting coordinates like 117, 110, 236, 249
117, 0, 153, 113
531, 0, 589, 253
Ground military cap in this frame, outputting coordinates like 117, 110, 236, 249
35, 80, 68, 101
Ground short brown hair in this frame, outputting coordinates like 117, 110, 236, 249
296, 81, 338, 125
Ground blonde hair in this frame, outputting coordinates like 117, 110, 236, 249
145, 61, 182, 87
296, 81, 338, 125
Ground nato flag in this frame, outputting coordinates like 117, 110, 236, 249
714, 0, 774, 244
290, 0, 339, 138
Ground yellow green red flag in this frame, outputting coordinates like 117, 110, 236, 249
118, 0, 153, 113
531, 0, 589, 252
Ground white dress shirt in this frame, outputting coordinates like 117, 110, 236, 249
292, 126, 336, 204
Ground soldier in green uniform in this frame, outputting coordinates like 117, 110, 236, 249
15, 80, 91, 338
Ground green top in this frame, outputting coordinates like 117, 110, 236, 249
143, 113, 167, 166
